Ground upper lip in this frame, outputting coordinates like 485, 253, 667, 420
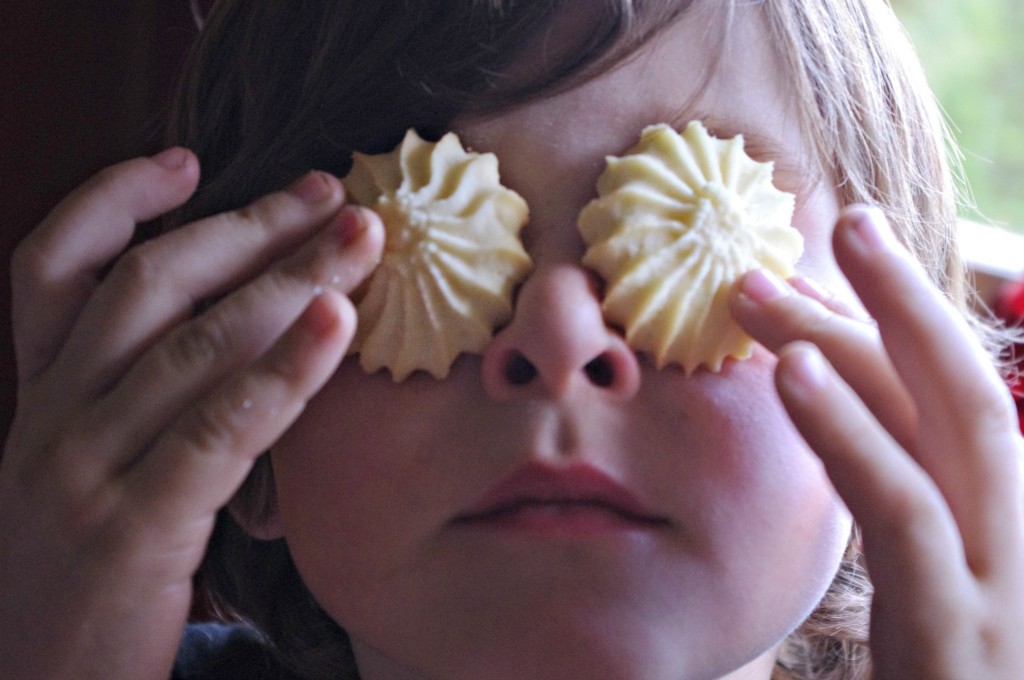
452, 461, 671, 526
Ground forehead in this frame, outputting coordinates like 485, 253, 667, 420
455, 3, 809, 196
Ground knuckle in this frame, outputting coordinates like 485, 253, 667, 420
233, 197, 266, 225
77, 162, 140, 209
87, 163, 126, 194
973, 387, 1020, 431
169, 395, 242, 458
11, 435, 116, 532
10, 236, 50, 284
270, 251, 319, 291
160, 314, 234, 377
797, 301, 845, 341
229, 181, 332, 242
262, 340, 308, 388
879, 478, 940, 538
233, 191, 290, 232
196, 199, 280, 259
246, 248, 328, 307
109, 242, 165, 290
205, 208, 265, 249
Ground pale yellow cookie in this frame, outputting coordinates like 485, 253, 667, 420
344, 129, 532, 381
578, 121, 802, 374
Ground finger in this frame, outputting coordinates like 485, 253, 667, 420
51, 171, 349, 400
83, 207, 382, 473
774, 343, 968, 612
731, 268, 918, 451
833, 206, 1022, 570
788, 274, 873, 323
10, 148, 200, 381
125, 289, 352, 523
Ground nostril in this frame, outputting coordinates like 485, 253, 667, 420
584, 354, 616, 388
504, 352, 538, 385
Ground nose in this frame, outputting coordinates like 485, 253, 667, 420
481, 263, 641, 400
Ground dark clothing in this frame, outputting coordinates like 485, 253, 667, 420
172, 623, 302, 680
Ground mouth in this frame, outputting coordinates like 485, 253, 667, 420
451, 462, 672, 535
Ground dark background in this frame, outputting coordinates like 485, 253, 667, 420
1, 2, 212, 443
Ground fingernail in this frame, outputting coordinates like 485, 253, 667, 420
789, 275, 832, 304
741, 269, 790, 304
335, 207, 368, 247
290, 171, 335, 204
151, 147, 190, 170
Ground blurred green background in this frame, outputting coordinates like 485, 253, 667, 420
895, 0, 1024, 234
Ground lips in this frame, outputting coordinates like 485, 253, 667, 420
452, 462, 671, 532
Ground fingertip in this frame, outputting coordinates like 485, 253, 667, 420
352, 205, 386, 257
149, 147, 200, 187
302, 288, 344, 338
24, 150, 203, 281
335, 291, 359, 337
830, 205, 923, 309
305, 287, 360, 352
288, 171, 343, 205
150, 147, 193, 171
834, 203, 882, 229
833, 205, 898, 259
332, 205, 386, 272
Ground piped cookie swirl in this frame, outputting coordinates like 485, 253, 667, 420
578, 121, 803, 374
344, 129, 532, 381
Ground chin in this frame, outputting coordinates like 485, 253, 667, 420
341, 560, 817, 680
350, 622, 761, 680
352, 620, 779, 680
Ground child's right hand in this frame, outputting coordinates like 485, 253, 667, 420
0, 149, 383, 680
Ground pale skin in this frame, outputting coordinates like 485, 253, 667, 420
2, 5, 1024, 680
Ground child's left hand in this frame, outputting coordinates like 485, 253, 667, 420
731, 206, 1024, 679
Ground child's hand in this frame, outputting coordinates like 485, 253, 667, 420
732, 206, 1024, 679
0, 149, 383, 680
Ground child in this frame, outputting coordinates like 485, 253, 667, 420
2, 0, 1023, 678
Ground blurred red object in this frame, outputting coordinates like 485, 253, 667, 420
996, 278, 1024, 321
995, 278, 1024, 433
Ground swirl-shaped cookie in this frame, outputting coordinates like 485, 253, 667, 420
578, 121, 802, 374
343, 129, 532, 381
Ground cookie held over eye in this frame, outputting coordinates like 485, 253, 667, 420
343, 129, 532, 381
578, 121, 803, 374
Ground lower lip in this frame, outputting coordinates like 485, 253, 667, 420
455, 503, 667, 536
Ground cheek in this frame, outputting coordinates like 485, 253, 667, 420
642, 353, 852, 633
267, 361, 513, 641
269, 370, 453, 608
705, 408, 850, 599
792, 179, 850, 290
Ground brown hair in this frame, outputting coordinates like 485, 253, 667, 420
169, 0, 686, 226
169, 1, 980, 678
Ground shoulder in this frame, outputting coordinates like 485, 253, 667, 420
172, 622, 303, 680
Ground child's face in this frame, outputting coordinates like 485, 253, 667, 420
269, 6, 853, 680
